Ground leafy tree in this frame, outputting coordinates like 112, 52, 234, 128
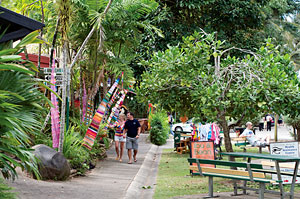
137, 32, 300, 152
284, 116, 300, 141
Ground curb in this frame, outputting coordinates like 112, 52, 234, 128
124, 143, 163, 199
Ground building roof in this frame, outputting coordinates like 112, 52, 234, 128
0, 6, 45, 43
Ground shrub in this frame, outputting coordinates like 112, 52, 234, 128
149, 111, 169, 146
0, 178, 16, 199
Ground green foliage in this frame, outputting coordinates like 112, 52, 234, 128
149, 111, 169, 146
62, 126, 90, 175
0, 178, 16, 199
138, 32, 300, 151
0, 70, 43, 180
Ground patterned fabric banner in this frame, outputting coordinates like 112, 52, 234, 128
83, 77, 120, 149
85, 97, 94, 125
102, 88, 120, 123
107, 90, 128, 127
82, 78, 87, 122
50, 55, 60, 148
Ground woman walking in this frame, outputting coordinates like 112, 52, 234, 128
110, 114, 126, 162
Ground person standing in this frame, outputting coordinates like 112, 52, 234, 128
110, 114, 126, 162
266, 114, 272, 131
123, 112, 141, 164
168, 112, 174, 135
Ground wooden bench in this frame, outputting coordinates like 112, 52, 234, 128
232, 137, 268, 154
251, 161, 300, 178
187, 158, 281, 198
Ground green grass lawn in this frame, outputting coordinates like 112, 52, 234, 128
154, 147, 300, 199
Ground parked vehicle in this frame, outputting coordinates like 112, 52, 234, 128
172, 119, 193, 133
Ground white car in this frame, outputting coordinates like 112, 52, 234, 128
172, 119, 193, 133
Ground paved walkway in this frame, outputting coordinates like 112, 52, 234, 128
7, 134, 160, 199
6, 127, 300, 199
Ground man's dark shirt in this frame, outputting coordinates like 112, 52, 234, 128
124, 119, 141, 138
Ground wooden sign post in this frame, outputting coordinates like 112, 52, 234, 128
190, 141, 215, 174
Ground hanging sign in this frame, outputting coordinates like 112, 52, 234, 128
190, 141, 215, 174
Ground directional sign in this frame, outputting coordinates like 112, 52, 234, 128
42, 68, 64, 74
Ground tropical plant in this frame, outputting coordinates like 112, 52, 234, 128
62, 126, 90, 175
0, 31, 49, 180
149, 111, 169, 146
138, 32, 300, 152
0, 177, 16, 199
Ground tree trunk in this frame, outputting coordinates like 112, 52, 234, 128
297, 128, 300, 142
219, 117, 233, 152
37, 0, 45, 76
49, 16, 60, 68
58, 41, 68, 152
274, 114, 279, 142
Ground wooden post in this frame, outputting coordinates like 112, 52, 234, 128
274, 114, 279, 142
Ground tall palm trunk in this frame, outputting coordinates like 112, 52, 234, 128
37, 0, 45, 76
69, 0, 113, 70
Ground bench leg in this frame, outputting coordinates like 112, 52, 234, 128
243, 181, 247, 195
208, 176, 213, 197
275, 161, 285, 199
233, 181, 238, 196
259, 146, 262, 153
204, 176, 219, 198
258, 182, 265, 199
289, 160, 299, 199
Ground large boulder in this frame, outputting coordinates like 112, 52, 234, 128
32, 144, 70, 181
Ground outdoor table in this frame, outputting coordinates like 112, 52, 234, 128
181, 134, 192, 139
221, 152, 300, 199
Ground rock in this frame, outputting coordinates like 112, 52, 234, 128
32, 144, 70, 181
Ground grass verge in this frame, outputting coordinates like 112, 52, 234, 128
154, 147, 300, 199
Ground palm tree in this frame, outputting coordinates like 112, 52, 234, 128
0, 31, 46, 180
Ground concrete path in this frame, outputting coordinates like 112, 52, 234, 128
7, 134, 160, 199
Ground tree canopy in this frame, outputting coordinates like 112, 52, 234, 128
137, 32, 300, 151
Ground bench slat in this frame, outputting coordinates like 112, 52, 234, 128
198, 172, 279, 183
252, 168, 300, 177
235, 142, 250, 146
190, 166, 265, 178
261, 161, 296, 169
188, 158, 263, 169
232, 137, 247, 141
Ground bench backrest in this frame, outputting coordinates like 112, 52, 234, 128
188, 158, 265, 181
188, 158, 263, 169
189, 166, 265, 178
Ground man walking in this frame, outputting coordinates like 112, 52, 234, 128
123, 112, 141, 164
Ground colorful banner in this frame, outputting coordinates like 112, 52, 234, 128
50, 54, 60, 148
83, 77, 120, 150
107, 90, 128, 127
82, 77, 87, 122
103, 88, 120, 122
